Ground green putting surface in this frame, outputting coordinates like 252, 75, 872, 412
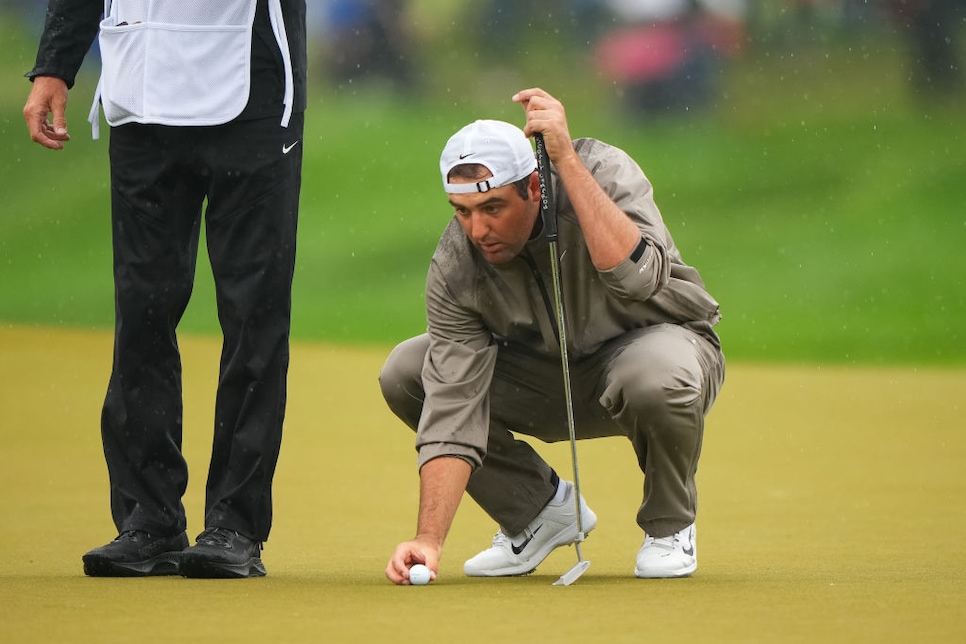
1, 325, 964, 642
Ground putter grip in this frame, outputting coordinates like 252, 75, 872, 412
534, 133, 557, 241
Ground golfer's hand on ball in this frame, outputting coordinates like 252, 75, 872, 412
386, 540, 439, 585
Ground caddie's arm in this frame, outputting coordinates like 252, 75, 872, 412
25, 0, 103, 149
513, 87, 641, 271
386, 456, 471, 585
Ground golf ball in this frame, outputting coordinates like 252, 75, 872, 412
408, 564, 431, 585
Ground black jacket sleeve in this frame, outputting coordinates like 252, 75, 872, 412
26, 0, 103, 88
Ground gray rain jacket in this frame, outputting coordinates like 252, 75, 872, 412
417, 137, 721, 470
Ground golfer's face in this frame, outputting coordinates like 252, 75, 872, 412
448, 177, 539, 265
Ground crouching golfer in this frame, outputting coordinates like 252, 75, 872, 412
381, 88, 725, 585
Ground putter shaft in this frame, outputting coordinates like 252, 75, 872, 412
536, 133, 590, 586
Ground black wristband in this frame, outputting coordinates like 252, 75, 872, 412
630, 237, 649, 263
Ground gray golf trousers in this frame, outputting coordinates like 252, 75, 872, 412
380, 323, 725, 538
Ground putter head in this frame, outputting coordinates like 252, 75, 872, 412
553, 560, 590, 586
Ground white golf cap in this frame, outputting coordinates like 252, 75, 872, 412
440, 119, 536, 194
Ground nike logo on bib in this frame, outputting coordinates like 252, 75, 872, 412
282, 141, 300, 154
511, 524, 542, 555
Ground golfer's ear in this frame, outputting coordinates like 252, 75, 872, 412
527, 171, 541, 202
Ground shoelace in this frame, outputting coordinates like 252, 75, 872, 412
643, 532, 681, 552
491, 527, 537, 550
197, 528, 235, 548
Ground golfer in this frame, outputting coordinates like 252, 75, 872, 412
382, 88, 725, 585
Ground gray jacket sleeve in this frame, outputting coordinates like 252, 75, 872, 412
569, 138, 671, 302
415, 259, 496, 470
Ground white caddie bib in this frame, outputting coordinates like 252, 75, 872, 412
88, 0, 293, 138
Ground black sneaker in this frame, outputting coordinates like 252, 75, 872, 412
82, 530, 188, 577
180, 527, 266, 578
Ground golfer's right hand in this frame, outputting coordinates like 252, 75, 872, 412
24, 76, 71, 150
385, 539, 440, 585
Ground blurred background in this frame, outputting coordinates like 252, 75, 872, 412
1, 0, 964, 365
305, 0, 964, 112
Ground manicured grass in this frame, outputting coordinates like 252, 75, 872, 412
3, 327, 965, 643
2, 15, 963, 364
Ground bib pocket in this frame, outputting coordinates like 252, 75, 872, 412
97, 1, 257, 127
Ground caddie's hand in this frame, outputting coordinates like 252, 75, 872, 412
385, 539, 440, 585
24, 76, 71, 150
512, 87, 576, 166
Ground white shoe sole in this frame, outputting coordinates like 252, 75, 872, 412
634, 560, 696, 578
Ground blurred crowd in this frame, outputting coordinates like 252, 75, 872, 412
307, 0, 416, 93
306, 0, 965, 112
6, 0, 963, 112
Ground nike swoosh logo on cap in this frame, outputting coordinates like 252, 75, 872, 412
511, 524, 542, 555
458, 152, 474, 159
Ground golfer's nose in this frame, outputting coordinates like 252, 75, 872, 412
469, 212, 489, 241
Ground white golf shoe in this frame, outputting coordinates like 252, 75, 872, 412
464, 481, 597, 577
634, 523, 697, 578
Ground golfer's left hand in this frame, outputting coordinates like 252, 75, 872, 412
512, 88, 575, 165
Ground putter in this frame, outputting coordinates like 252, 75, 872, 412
535, 133, 591, 587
